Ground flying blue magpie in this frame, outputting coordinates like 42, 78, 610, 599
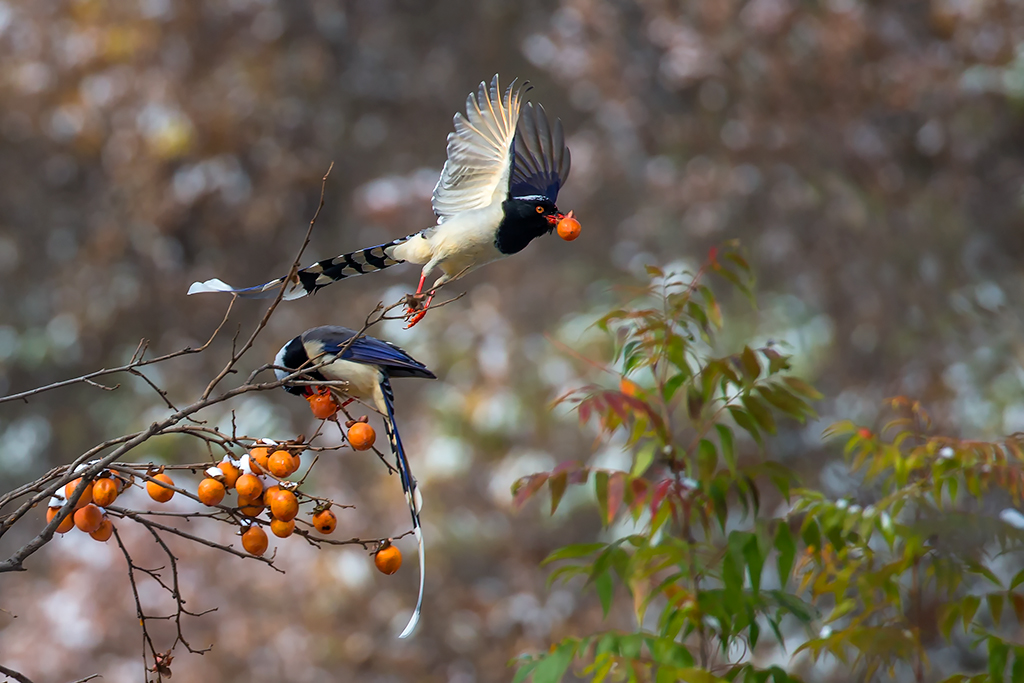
274, 325, 435, 638
189, 74, 572, 325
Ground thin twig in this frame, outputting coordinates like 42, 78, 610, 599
0, 664, 34, 683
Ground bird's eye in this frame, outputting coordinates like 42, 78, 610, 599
535, 205, 545, 214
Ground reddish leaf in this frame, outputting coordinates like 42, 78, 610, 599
578, 400, 592, 425
552, 460, 583, 477
651, 479, 673, 518
628, 478, 650, 512
512, 473, 549, 511
606, 472, 626, 525
596, 471, 609, 524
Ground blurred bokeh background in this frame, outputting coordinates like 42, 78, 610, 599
2, 0, 1024, 681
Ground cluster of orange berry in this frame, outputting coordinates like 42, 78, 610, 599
46, 420, 401, 573
46, 473, 121, 540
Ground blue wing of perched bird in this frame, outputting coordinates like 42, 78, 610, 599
308, 326, 436, 380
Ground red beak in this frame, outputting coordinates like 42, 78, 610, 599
546, 212, 564, 226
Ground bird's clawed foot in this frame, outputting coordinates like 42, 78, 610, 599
404, 292, 434, 329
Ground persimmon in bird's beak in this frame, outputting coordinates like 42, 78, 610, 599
556, 210, 581, 241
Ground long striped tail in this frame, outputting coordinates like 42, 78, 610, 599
187, 234, 415, 299
380, 378, 425, 639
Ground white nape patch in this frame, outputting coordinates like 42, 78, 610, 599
273, 343, 292, 383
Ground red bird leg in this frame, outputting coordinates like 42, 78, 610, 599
405, 271, 430, 321
405, 292, 435, 328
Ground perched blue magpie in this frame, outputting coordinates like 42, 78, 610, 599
189, 74, 572, 325
274, 325, 436, 638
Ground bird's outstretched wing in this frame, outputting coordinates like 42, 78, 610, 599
431, 75, 526, 223
510, 102, 572, 202
380, 378, 426, 639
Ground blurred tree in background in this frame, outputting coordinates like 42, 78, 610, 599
2, 0, 1024, 681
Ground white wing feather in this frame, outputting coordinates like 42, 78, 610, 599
431, 75, 525, 223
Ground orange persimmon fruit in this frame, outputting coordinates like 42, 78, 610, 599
312, 508, 337, 534
73, 504, 103, 533
237, 493, 265, 517
218, 460, 241, 489
269, 489, 298, 522
374, 544, 402, 575
270, 518, 295, 538
64, 478, 93, 509
347, 423, 376, 451
307, 389, 340, 420
90, 517, 114, 542
268, 450, 296, 478
146, 473, 175, 503
92, 477, 118, 507
47, 507, 75, 534
556, 211, 581, 241
241, 525, 269, 556
249, 446, 271, 473
197, 478, 226, 507
235, 473, 263, 500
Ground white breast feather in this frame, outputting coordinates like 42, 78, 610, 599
319, 357, 387, 414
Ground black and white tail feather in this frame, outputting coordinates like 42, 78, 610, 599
380, 377, 425, 639
188, 235, 415, 300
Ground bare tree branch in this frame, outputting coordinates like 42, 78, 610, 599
0, 664, 34, 683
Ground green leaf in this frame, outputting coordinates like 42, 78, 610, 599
989, 593, 1005, 626
687, 386, 705, 421
967, 559, 1003, 588
726, 531, 754, 594
962, 595, 981, 632
827, 599, 857, 623
716, 424, 736, 472
648, 637, 695, 668
774, 522, 796, 589
697, 439, 718, 479
632, 444, 657, 478
743, 533, 764, 594
702, 287, 723, 328
533, 641, 577, 683
1012, 651, 1024, 683
741, 346, 761, 381
664, 374, 687, 402
549, 472, 568, 516
940, 604, 959, 641
542, 543, 606, 565
782, 376, 823, 400
595, 570, 613, 618
741, 394, 776, 434
989, 637, 1008, 683
512, 661, 538, 683
729, 407, 764, 448
801, 519, 821, 550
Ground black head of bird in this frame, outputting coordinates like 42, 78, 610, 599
274, 336, 323, 396
495, 195, 563, 255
